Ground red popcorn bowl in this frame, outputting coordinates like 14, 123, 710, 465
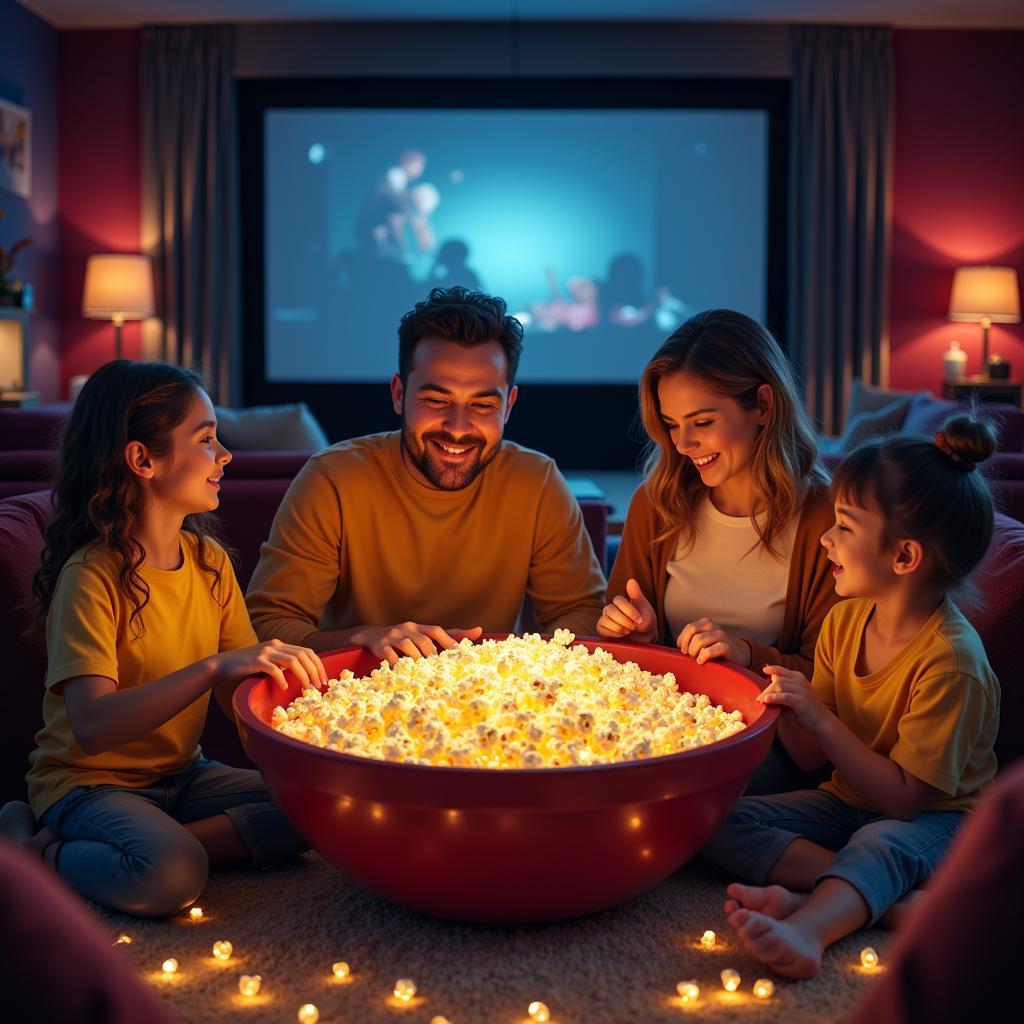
234, 637, 778, 924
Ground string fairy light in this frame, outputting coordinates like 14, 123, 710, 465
297, 1004, 319, 1024
113, 933, 132, 946
331, 961, 351, 979
394, 978, 417, 1002
676, 980, 700, 1003
212, 940, 233, 961
188, 907, 203, 921
528, 1001, 551, 1022
860, 947, 880, 969
753, 978, 775, 999
161, 958, 178, 975
699, 929, 716, 948
720, 968, 741, 992
238, 975, 261, 997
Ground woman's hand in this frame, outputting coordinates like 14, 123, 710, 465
213, 639, 327, 692
757, 664, 830, 734
676, 617, 751, 666
351, 623, 484, 667
597, 578, 657, 643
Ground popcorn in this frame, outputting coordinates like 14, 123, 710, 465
273, 632, 745, 769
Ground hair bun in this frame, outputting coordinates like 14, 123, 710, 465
936, 413, 998, 470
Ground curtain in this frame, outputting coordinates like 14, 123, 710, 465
788, 25, 892, 434
141, 25, 237, 403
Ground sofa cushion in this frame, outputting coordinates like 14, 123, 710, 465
835, 394, 916, 452
215, 403, 328, 451
0, 490, 53, 804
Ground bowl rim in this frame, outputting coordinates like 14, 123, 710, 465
233, 635, 779, 779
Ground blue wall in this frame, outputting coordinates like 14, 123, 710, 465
0, 0, 58, 399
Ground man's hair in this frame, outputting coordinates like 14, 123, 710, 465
397, 286, 524, 387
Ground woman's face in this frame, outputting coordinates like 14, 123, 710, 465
656, 371, 769, 492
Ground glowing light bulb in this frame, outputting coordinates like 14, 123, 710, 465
700, 929, 716, 948
161, 958, 178, 975
676, 980, 700, 1003
189, 906, 203, 921
394, 978, 417, 1002
331, 960, 350, 979
753, 978, 775, 999
720, 968, 741, 992
238, 974, 261, 997
431, 1018, 452, 1024
297, 1004, 319, 1024
113, 933, 132, 945
860, 947, 879, 969
212, 939, 233, 961
528, 1001, 551, 1022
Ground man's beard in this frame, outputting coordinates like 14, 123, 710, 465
401, 425, 499, 491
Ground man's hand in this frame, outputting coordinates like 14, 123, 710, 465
597, 578, 657, 643
351, 623, 484, 666
676, 617, 751, 666
757, 664, 831, 734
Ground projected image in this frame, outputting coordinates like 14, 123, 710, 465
265, 109, 767, 384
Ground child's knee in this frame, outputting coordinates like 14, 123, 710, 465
122, 834, 209, 917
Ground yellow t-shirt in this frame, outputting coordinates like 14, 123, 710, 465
813, 597, 999, 812
27, 533, 257, 818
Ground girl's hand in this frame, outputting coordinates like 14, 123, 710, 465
758, 664, 829, 733
213, 640, 327, 692
597, 578, 657, 643
677, 617, 751, 666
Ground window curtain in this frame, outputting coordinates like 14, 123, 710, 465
141, 25, 238, 403
787, 25, 893, 435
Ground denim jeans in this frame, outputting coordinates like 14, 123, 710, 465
41, 758, 307, 917
702, 788, 963, 925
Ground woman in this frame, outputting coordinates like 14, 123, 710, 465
600, 309, 838, 792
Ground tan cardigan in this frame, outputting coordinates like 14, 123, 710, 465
607, 483, 840, 677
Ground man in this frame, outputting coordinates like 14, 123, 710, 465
246, 286, 606, 664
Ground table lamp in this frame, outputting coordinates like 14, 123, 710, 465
948, 265, 1021, 377
82, 254, 155, 359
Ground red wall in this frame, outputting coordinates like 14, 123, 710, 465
889, 29, 1024, 393
57, 29, 141, 400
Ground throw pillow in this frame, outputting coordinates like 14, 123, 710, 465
902, 395, 957, 438
214, 403, 328, 452
837, 395, 913, 452
847, 379, 912, 419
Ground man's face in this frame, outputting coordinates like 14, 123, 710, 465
391, 337, 518, 491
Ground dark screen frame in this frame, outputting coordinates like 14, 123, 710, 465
238, 76, 789, 470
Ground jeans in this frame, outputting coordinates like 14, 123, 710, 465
702, 788, 963, 925
41, 758, 307, 917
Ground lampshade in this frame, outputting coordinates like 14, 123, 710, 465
948, 266, 1021, 324
82, 254, 155, 322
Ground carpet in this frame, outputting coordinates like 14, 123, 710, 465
96, 854, 891, 1024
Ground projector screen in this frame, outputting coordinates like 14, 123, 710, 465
263, 108, 768, 385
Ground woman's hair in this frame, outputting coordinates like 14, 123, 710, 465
32, 360, 226, 638
831, 413, 998, 593
639, 308, 827, 555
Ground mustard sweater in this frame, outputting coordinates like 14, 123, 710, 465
246, 432, 606, 645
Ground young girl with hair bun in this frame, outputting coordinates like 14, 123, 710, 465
0, 360, 325, 917
702, 414, 1002, 979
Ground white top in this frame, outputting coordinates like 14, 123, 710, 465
664, 495, 798, 646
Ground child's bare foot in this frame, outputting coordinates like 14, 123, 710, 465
0, 801, 60, 863
726, 907, 823, 979
879, 889, 925, 930
724, 881, 806, 919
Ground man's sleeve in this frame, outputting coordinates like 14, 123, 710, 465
527, 467, 607, 637
245, 458, 343, 646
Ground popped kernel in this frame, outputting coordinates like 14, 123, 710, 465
273, 632, 745, 769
